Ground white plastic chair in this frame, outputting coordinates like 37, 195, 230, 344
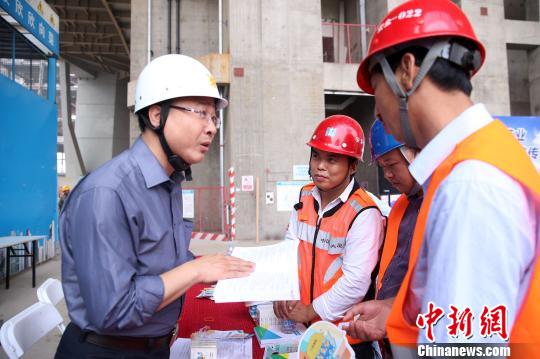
0, 302, 64, 359
37, 278, 64, 306
36, 278, 66, 332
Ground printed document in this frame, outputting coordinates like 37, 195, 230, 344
214, 239, 300, 303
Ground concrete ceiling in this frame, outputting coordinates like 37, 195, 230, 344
49, 0, 131, 77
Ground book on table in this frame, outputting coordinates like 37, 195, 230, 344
253, 323, 306, 349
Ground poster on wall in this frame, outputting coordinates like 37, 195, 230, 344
182, 189, 195, 219
276, 181, 310, 212
293, 165, 310, 181
241, 175, 254, 192
497, 116, 540, 172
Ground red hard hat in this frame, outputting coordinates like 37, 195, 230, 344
307, 115, 365, 161
357, 0, 486, 94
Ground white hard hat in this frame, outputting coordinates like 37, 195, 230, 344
134, 54, 228, 113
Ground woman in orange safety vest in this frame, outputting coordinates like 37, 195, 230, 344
274, 115, 385, 358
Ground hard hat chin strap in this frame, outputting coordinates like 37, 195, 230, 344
374, 40, 449, 150
146, 102, 193, 181
157, 130, 193, 181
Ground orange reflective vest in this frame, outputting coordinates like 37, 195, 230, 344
386, 120, 540, 355
296, 182, 379, 343
376, 194, 409, 293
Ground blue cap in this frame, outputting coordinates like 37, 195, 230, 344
370, 119, 404, 161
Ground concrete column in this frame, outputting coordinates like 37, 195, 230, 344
60, 60, 86, 179
463, 0, 510, 115
72, 72, 130, 172
365, 1, 387, 24
228, 0, 325, 240
529, 46, 540, 115
129, 0, 221, 144
129, 0, 152, 143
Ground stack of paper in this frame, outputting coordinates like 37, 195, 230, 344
263, 344, 299, 359
214, 240, 300, 303
255, 303, 281, 327
170, 330, 253, 359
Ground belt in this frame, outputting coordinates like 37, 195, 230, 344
70, 323, 174, 351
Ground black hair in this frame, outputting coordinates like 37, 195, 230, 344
137, 108, 150, 132
137, 100, 171, 132
371, 41, 474, 96
348, 157, 358, 180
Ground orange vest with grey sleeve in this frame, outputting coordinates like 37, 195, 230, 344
376, 194, 409, 293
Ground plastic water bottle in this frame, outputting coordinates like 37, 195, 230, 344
281, 319, 295, 334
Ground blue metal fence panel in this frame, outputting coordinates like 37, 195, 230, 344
0, 74, 57, 237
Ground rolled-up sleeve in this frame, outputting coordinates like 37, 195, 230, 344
69, 187, 164, 331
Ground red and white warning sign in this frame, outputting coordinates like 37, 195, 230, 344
241, 175, 254, 192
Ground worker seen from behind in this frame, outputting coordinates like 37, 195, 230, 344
344, 119, 422, 358
356, 0, 540, 356
274, 115, 385, 358
58, 185, 70, 212
56, 54, 255, 359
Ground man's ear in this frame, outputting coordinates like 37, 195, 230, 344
349, 159, 358, 176
147, 104, 162, 129
398, 53, 419, 92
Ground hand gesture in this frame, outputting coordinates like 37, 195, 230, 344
273, 300, 300, 319
191, 254, 255, 283
343, 298, 394, 341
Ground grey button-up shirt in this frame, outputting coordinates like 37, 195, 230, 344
60, 138, 193, 337
377, 192, 423, 300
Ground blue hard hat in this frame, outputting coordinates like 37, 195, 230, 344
370, 119, 404, 161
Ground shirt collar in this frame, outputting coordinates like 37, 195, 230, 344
312, 178, 355, 212
409, 103, 493, 186
132, 137, 172, 189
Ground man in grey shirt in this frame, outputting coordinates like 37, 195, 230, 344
56, 55, 254, 359
343, 119, 421, 358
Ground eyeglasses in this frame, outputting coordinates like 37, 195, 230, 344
169, 105, 221, 129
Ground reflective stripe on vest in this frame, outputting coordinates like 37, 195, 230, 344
377, 194, 409, 292
296, 182, 379, 343
387, 120, 540, 354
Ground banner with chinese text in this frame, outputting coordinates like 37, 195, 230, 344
497, 116, 540, 172
0, 0, 59, 55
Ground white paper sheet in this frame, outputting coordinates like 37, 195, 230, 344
214, 240, 300, 303
218, 339, 252, 359
169, 338, 191, 358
